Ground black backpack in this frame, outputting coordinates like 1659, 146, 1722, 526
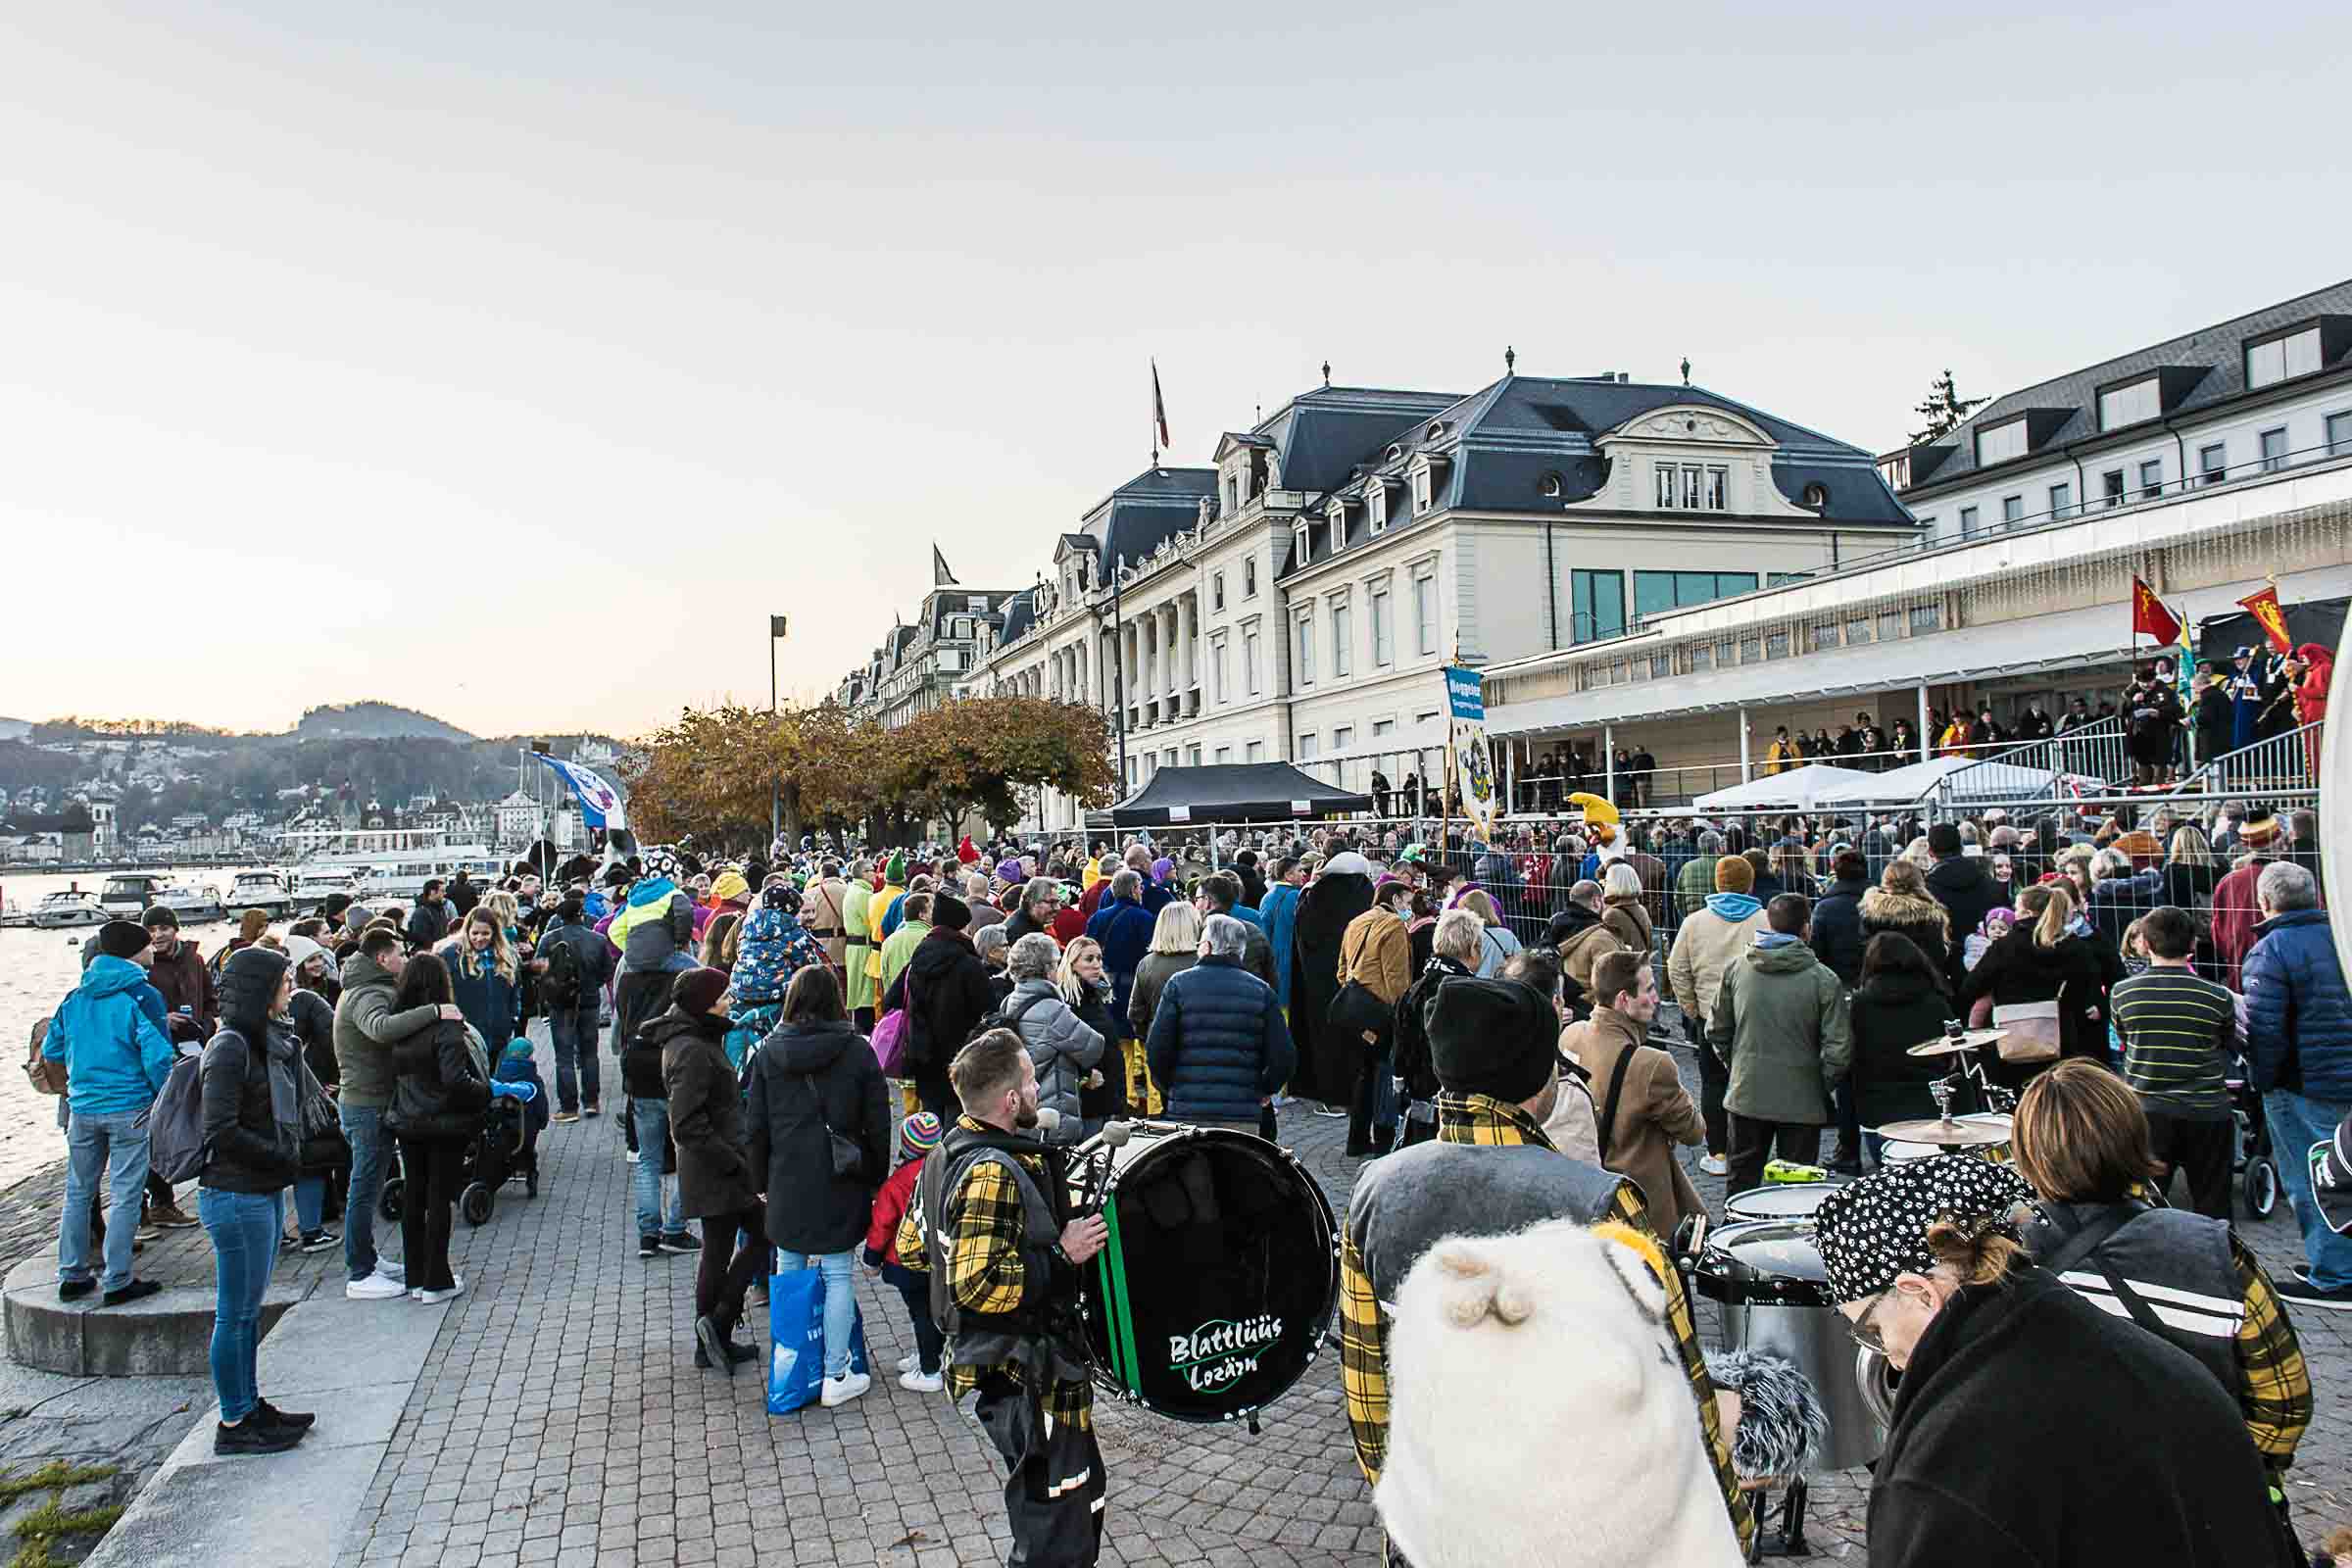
541, 934, 582, 1009
967, 990, 1051, 1048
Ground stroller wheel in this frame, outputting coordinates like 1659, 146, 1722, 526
378, 1178, 406, 1223
461, 1182, 494, 1227
2245, 1158, 2279, 1220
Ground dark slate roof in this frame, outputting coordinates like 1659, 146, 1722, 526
1903, 276, 2352, 496
995, 589, 1037, 646
1254, 386, 1466, 494
1081, 466, 1217, 569
1279, 373, 1910, 573
928, 589, 1017, 636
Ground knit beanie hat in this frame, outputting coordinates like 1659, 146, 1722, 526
1427, 976, 1559, 1105
1812, 1154, 2033, 1305
885, 853, 907, 884
96, 920, 151, 959
672, 966, 731, 1016
1714, 855, 1754, 894
929, 894, 971, 932
710, 871, 750, 905
899, 1110, 944, 1161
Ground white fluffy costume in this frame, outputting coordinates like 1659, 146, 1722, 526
1375, 1220, 1743, 1568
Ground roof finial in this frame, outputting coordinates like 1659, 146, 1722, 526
1504, 344, 1516, 373
1320, 360, 1331, 388
1681, 356, 1691, 387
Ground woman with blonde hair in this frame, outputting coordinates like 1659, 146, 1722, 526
1127, 903, 1200, 1113
1455, 887, 1522, 977
1861, 858, 1955, 977
1961, 881, 2112, 1088
1057, 935, 1124, 1125
1597, 861, 1653, 957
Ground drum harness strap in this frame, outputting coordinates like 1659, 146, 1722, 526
918, 1124, 1094, 1388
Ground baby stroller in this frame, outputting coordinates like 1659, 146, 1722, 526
380, 1078, 543, 1229
2227, 1054, 2280, 1221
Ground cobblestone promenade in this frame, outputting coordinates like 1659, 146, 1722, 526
323, 1027, 2346, 1568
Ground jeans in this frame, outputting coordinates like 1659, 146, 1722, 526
796, 1250, 858, 1379
883, 1261, 943, 1375
2266, 1089, 2352, 1291
198, 1187, 281, 1424
293, 1175, 326, 1235
630, 1098, 686, 1238
340, 1103, 396, 1282
60, 1109, 152, 1293
549, 1006, 601, 1112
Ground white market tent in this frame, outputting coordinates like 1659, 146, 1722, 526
1813, 755, 2093, 806
1690, 763, 1874, 810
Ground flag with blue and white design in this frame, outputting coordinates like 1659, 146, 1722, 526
535, 754, 627, 831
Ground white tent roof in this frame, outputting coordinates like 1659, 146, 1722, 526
1691, 763, 1874, 810
1813, 755, 2089, 805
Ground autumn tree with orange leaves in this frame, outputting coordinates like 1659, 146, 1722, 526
623, 696, 1114, 849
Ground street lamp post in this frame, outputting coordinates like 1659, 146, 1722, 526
770, 614, 788, 849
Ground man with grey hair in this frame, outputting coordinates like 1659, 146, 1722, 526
1393, 907, 1487, 1147
1004, 876, 1060, 946
961, 871, 1004, 934
1675, 828, 1726, 919
2243, 857, 2352, 1308
1144, 913, 1295, 1136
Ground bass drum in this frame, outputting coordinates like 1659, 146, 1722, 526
1074, 1124, 1339, 1423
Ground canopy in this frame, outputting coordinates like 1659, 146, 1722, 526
1690, 763, 1873, 810
1085, 763, 1376, 829
1813, 755, 2095, 806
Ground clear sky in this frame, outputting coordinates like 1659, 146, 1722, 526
6, 2, 2344, 739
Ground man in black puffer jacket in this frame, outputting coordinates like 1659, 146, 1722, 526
1146, 915, 1296, 1133
1808, 848, 1872, 988
1923, 824, 2002, 988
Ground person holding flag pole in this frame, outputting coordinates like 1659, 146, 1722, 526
2126, 577, 2187, 787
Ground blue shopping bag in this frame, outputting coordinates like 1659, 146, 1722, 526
764, 1262, 871, 1415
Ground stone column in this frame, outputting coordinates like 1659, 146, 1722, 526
1181, 593, 1198, 696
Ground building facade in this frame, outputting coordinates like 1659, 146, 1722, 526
1486, 279, 2352, 804
838, 568, 1021, 731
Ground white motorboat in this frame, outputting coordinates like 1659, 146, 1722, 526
290, 866, 363, 907
29, 892, 112, 929
297, 846, 504, 904
95, 872, 227, 924
224, 868, 296, 918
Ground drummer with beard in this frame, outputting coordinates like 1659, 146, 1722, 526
897, 1029, 1111, 1566
1340, 974, 1753, 1560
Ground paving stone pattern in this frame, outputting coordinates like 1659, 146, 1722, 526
334, 1025, 2348, 1567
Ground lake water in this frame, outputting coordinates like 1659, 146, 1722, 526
0, 867, 253, 1190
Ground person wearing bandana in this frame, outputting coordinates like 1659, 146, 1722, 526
1813, 1156, 2289, 1566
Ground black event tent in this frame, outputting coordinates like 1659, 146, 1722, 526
1085, 763, 1375, 829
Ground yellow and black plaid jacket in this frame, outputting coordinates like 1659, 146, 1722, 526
896, 1116, 1094, 1429
2228, 1234, 2311, 1471
1339, 1092, 1752, 1552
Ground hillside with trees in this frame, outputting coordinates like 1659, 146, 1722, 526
295, 702, 478, 741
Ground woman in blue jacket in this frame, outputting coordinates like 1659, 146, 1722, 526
445, 907, 523, 1051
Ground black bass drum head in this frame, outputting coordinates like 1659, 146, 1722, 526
1079, 1126, 1339, 1422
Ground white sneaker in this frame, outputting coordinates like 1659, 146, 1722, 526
897, 1369, 943, 1394
376, 1258, 406, 1283
1699, 1153, 1728, 1177
346, 1272, 407, 1300
625, 1149, 641, 1165
819, 1371, 871, 1407
413, 1280, 466, 1305
895, 1352, 918, 1374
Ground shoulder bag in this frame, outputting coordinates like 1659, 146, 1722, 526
1991, 998, 2061, 1063
806, 1074, 864, 1179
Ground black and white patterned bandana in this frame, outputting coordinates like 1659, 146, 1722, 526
1812, 1155, 2034, 1304
643, 846, 679, 882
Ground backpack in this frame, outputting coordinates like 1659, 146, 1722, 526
966, 990, 1052, 1049
542, 933, 582, 1009
24, 1019, 67, 1097
143, 1049, 211, 1185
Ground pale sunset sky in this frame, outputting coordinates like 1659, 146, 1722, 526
5, 3, 2344, 738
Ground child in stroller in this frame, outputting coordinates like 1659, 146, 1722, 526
487, 1038, 550, 1201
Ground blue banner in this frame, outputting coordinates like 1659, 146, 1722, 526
1445, 665, 1485, 722
1443, 666, 1497, 839
534, 754, 627, 831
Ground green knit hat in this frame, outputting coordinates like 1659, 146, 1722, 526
885, 854, 907, 883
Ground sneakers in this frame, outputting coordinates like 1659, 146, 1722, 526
2274, 1275, 2352, 1312
148, 1202, 200, 1230
376, 1257, 406, 1283
1699, 1153, 1729, 1177
895, 1352, 918, 1374
215, 1416, 304, 1456
134, 1224, 161, 1245
58, 1280, 93, 1301
659, 1231, 702, 1254
346, 1271, 408, 1300
639, 1235, 661, 1259
582, 1102, 601, 1118
100, 1279, 162, 1307
723, 1339, 759, 1366
695, 1315, 734, 1378
897, 1369, 944, 1394
552, 1111, 580, 1125
625, 1149, 641, 1165
412, 1278, 466, 1305
298, 1229, 341, 1253
255, 1397, 315, 1432
819, 1370, 872, 1407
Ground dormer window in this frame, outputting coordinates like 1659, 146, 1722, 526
1385, 444, 1402, 463
1367, 483, 1388, 533
2097, 376, 2160, 430
1540, 471, 1564, 499
1974, 417, 2029, 467
1425, 420, 1447, 441
1412, 466, 1433, 514
2246, 325, 2321, 390
1294, 520, 1310, 566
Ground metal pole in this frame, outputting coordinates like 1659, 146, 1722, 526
1604, 723, 1616, 803
770, 625, 781, 850
1917, 683, 1932, 762
1738, 708, 1752, 784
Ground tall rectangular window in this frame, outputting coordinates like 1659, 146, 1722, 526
1246, 740, 1264, 762
1332, 602, 1352, 677
1333, 725, 1353, 752
1297, 732, 1319, 760
1213, 745, 1231, 763
2260, 427, 2288, 472
1413, 573, 1437, 656
1681, 465, 1704, 509
2329, 412, 2352, 457
1413, 468, 1433, 513
1244, 630, 1260, 694
1213, 641, 1229, 704
2200, 443, 2228, 484
2048, 481, 2072, 519
1211, 571, 1225, 611
1570, 569, 1625, 644
1958, 505, 1980, 538
2001, 496, 2024, 527
1655, 465, 1677, 508
1706, 466, 1728, 510
1371, 587, 1393, 664
2138, 459, 2164, 500
2102, 470, 2126, 507
1244, 559, 1257, 597
1296, 615, 1315, 685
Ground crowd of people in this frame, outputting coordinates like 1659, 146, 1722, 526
27, 787, 2351, 1562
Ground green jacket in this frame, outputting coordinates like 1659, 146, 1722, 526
1709, 939, 1851, 1125
332, 952, 444, 1109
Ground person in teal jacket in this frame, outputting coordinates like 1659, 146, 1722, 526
46, 921, 180, 1303
1259, 858, 1306, 1011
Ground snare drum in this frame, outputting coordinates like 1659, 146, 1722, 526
1071, 1124, 1340, 1422
1723, 1182, 1843, 1225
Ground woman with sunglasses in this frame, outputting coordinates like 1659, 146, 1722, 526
1813, 1155, 2288, 1566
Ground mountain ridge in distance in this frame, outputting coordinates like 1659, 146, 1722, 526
294, 701, 477, 742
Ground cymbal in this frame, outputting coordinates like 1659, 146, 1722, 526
1906, 1029, 2007, 1057
1872, 1116, 2013, 1147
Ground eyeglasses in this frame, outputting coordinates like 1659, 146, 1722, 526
1845, 1291, 1892, 1354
